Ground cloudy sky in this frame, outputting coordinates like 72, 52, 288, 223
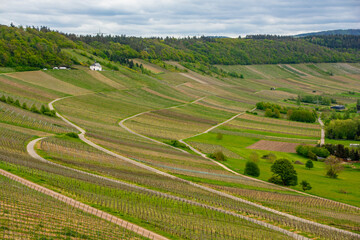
0, 0, 359, 37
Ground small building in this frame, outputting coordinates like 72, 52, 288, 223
90, 61, 102, 71
330, 105, 345, 111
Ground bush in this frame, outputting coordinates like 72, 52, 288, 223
21, 102, 28, 110
14, 99, 20, 107
216, 133, 223, 140
209, 151, 226, 161
66, 132, 79, 138
300, 180, 312, 191
0, 95, 6, 102
262, 153, 277, 163
288, 109, 316, 123
325, 155, 343, 178
269, 159, 298, 186
305, 159, 314, 169
30, 104, 40, 114
6, 96, 14, 104
168, 140, 188, 149
244, 161, 260, 177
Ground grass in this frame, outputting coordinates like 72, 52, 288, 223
187, 132, 360, 207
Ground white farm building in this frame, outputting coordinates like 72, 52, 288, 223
90, 62, 102, 71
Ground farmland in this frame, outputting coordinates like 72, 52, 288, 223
1, 60, 360, 240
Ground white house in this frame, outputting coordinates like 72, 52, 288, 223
90, 62, 102, 71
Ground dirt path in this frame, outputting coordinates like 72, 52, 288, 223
26, 137, 308, 239
318, 117, 325, 145
46, 97, 360, 238
0, 168, 168, 240
118, 96, 206, 154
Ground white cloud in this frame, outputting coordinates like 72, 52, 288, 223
0, 0, 359, 37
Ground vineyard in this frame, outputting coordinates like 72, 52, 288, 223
1, 61, 360, 239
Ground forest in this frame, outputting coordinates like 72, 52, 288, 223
1, 25, 360, 69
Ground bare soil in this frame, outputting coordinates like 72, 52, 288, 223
247, 140, 302, 153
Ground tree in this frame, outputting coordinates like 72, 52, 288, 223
30, 104, 40, 113
300, 180, 312, 191
244, 161, 260, 177
305, 160, 314, 169
269, 159, 297, 186
325, 155, 343, 178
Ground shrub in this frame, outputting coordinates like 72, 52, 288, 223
66, 132, 79, 138
21, 102, 28, 110
6, 96, 14, 104
209, 151, 226, 161
30, 104, 40, 113
300, 180, 312, 191
244, 161, 260, 177
0, 95, 6, 102
262, 153, 277, 163
269, 159, 297, 186
325, 155, 343, 178
14, 99, 20, 107
305, 159, 314, 169
168, 140, 188, 149
216, 133, 223, 140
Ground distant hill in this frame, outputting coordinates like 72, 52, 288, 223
296, 29, 360, 37
0, 25, 360, 70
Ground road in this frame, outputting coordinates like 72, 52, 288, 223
45, 97, 360, 238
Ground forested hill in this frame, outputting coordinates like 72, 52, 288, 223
0, 25, 80, 70
1, 25, 360, 69
296, 29, 360, 37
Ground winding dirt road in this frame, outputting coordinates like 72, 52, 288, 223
46, 97, 360, 239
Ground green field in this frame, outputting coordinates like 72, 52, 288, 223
1, 62, 360, 239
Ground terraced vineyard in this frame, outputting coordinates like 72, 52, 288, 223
1, 61, 360, 239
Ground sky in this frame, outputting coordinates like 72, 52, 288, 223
0, 0, 359, 37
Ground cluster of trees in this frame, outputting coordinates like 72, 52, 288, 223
296, 145, 330, 160
296, 143, 360, 161
256, 102, 287, 113
323, 144, 360, 161
287, 109, 317, 123
64, 29, 360, 65
295, 95, 336, 106
303, 35, 360, 51
0, 25, 73, 68
326, 118, 360, 140
256, 102, 317, 123
0, 95, 56, 117
1, 25, 359, 71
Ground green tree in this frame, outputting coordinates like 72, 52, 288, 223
305, 160, 314, 169
244, 161, 260, 177
21, 102, 28, 110
14, 99, 20, 107
209, 151, 226, 161
269, 159, 298, 186
0, 95, 6, 102
325, 155, 343, 178
30, 104, 40, 113
300, 180, 312, 191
